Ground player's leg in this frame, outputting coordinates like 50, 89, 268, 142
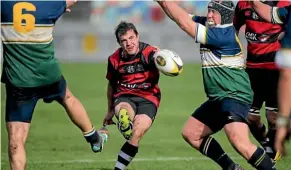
43, 76, 106, 152
113, 96, 136, 140
246, 68, 268, 146
264, 69, 281, 162
275, 68, 291, 155
114, 97, 154, 170
182, 100, 241, 170
5, 84, 38, 170
222, 98, 275, 170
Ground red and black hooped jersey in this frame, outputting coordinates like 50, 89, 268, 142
106, 42, 161, 107
234, 0, 290, 69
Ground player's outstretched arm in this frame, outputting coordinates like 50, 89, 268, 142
103, 82, 116, 126
251, 1, 290, 24
157, 1, 197, 38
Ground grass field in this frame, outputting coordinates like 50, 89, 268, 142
1, 64, 291, 170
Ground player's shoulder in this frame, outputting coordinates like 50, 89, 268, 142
108, 48, 122, 62
236, 0, 251, 9
191, 15, 207, 25
139, 42, 157, 57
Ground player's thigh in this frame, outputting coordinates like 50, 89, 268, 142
133, 96, 158, 121
183, 100, 219, 140
114, 95, 136, 120
41, 76, 67, 103
220, 98, 251, 125
224, 122, 254, 156
5, 84, 38, 123
132, 114, 153, 138
5, 84, 38, 143
129, 97, 157, 136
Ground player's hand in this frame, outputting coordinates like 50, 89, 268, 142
103, 111, 116, 126
275, 126, 288, 156
66, 0, 77, 12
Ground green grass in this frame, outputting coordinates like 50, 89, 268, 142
1, 64, 291, 170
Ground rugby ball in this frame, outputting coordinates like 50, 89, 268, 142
153, 49, 183, 77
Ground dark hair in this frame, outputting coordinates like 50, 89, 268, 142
115, 21, 138, 43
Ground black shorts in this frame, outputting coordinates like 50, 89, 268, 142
114, 95, 158, 121
5, 76, 66, 123
192, 98, 251, 133
246, 68, 279, 115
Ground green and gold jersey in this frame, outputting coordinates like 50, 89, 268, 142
192, 15, 253, 104
1, 1, 66, 87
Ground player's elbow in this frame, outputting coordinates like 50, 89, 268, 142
177, 20, 196, 38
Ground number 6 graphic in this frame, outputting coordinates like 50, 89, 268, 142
13, 2, 36, 33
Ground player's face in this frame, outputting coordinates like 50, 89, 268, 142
206, 8, 221, 27
119, 29, 139, 56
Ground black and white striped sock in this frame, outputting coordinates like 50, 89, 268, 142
114, 142, 138, 170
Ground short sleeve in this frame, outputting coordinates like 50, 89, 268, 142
48, 0, 66, 21
106, 58, 118, 84
271, 5, 290, 24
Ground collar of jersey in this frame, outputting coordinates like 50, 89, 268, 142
214, 23, 233, 28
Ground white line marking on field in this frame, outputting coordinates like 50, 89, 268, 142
12, 156, 243, 164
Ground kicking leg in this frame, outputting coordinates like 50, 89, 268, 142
114, 100, 135, 140
114, 114, 152, 170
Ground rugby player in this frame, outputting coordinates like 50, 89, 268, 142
233, 0, 289, 162
1, 1, 107, 169
158, 1, 276, 169
103, 21, 163, 170
250, 0, 291, 156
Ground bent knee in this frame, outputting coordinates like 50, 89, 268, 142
7, 122, 30, 143
62, 87, 75, 105
181, 128, 201, 142
115, 102, 132, 112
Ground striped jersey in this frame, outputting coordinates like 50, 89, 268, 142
234, 0, 290, 70
1, 1, 66, 87
192, 15, 253, 104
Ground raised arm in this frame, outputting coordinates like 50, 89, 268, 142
251, 1, 290, 24
250, 1, 272, 22
157, 1, 197, 38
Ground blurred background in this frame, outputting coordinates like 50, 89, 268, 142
54, 0, 246, 63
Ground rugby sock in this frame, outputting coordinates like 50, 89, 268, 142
199, 136, 235, 170
248, 147, 276, 170
115, 142, 138, 170
248, 123, 267, 145
83, 128, 100, 144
